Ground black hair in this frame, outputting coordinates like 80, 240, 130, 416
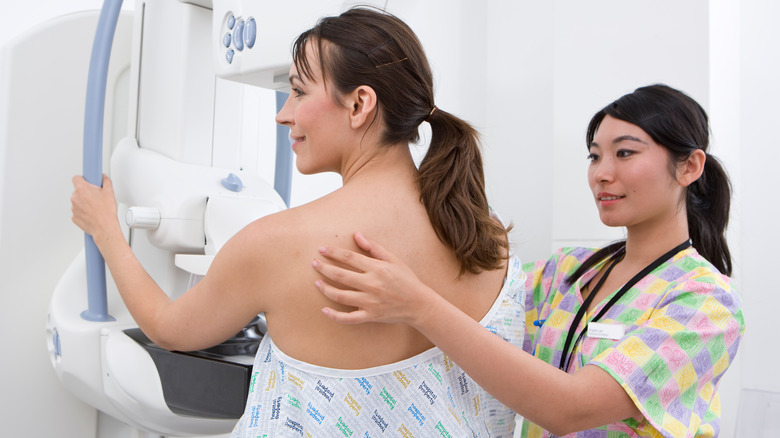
570, 84, 732, 282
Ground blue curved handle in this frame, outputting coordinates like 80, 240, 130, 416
81, 0, 123, 322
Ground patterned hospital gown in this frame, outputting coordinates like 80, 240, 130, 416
231, 255, 526, 438
521, 247, 745, 438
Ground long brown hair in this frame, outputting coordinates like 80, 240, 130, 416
292, 7, 507, 275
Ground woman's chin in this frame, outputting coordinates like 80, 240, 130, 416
598, 214, 625, 229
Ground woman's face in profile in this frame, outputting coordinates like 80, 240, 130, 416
275, 44, 353, 176
587, 115, 684, 231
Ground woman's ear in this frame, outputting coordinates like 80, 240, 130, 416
347, 85, 377, 129
678, 149, 706, 187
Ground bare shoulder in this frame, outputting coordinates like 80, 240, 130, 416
222, 205, 314, 265
197, 206, 315, 309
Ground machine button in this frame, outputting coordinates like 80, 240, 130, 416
221, 173, 244, 192
227, 14, 235, 30
233, 20, 245, 51
226, 49, 234, 64
53, 328, 61, 359
245, 18, 256, 49
222, 32, 231, 48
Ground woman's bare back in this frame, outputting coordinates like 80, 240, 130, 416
238, 169, 507, 369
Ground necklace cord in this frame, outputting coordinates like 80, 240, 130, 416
557, 240, 692, 371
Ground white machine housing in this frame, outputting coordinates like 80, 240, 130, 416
209, 0, 375, 90
46, 0, 382, 436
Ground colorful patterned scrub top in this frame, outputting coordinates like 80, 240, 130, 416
521, 247, 745, 438
231, 255, 526, 438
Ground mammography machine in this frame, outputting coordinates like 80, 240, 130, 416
41, 0, 383, 436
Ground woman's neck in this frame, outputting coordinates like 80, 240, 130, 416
340, 141, 418, 186
623, 215, 690, 268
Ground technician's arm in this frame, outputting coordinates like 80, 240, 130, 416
313, 233, 641, 435
71, 175, 259, 351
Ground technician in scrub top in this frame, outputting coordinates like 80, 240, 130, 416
311, 84, 746, 437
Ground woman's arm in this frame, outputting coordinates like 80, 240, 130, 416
313, 232, 641, 435
71, 175, 261, 351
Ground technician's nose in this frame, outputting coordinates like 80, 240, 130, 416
592, 156, 615, 183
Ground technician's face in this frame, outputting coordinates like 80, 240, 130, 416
587, 116, 685, 232
275, 45, 351, 175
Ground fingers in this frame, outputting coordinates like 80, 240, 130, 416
321, 307, 372, 325
316, 232, 399, 273
314, 279, 364, 308
317, 245, 373, 273
72, 174, 112, 189
353, 232, 396, 263
70, 174, 118, 237
102, 174, 114, 191
312, 258, 370, 291
315, 280, 374, 325
352, 231, 373, 252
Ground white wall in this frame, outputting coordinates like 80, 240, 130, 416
734, 0, 780, 435
708, 1, 744, 435
0, 4, 133, 437
1, 1, 775, 437
0, 2, 133, 50
484, 0, 711, 257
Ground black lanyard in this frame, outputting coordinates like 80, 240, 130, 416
558, 239, 692, 371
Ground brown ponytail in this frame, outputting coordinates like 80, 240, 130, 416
292, 7, 508, 274
420, 108, 509, 275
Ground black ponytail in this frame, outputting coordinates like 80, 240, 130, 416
687, 154, 732, 275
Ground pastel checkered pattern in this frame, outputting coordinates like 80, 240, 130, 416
521, 247, 744, 438
231, 255, 526, 438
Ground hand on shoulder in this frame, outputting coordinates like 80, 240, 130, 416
312, 231, 440, 327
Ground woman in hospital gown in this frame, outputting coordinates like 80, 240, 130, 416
71, 6, 525, 437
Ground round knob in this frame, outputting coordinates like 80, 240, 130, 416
125, 207, 161, 229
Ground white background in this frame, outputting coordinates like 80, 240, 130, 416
1, 1, 777, 437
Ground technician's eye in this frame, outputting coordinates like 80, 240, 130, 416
616, 150, 634, 158
292, 87, 305, 98
587, 153, 599, 162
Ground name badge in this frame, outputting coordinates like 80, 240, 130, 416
588, 322, 625, 340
